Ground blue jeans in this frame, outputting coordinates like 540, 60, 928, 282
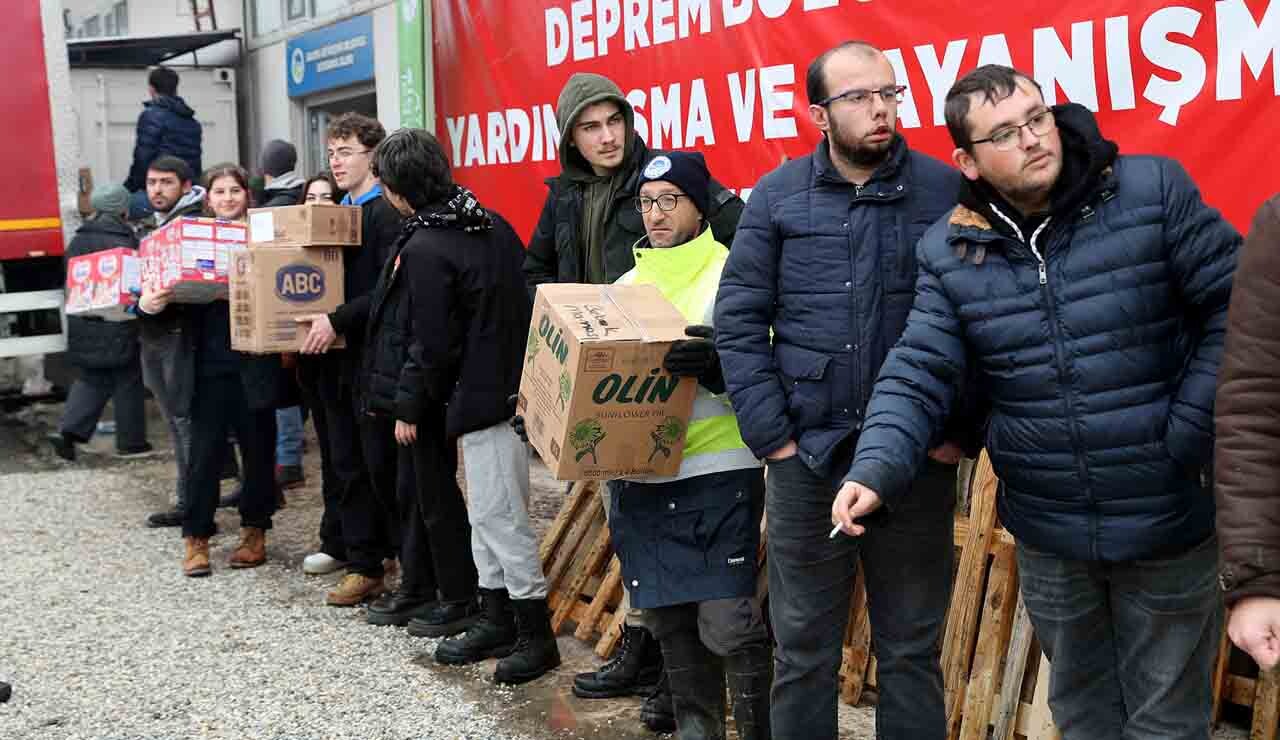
1017, 535, 1221, 740
765, 455, 956, 740
275, 406, 304, 467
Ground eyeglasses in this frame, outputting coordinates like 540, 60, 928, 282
635, 194, 690, 213
971, 109, 1056, 151
326, 147, 371, 162
817, 85, 906, 108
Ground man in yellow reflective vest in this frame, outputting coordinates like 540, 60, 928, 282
522, 151, 770, 739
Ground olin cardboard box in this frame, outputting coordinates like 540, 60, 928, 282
64, 247, 140, 321
247, 203, 362, 248
139, 217, 247, 303
229, 246, 345, 354
517, 283, 698, 481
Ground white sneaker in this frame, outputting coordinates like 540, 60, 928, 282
303, 552, 347, 575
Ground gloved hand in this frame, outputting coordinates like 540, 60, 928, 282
663, 325, 718, 378
508, 393, 528, 443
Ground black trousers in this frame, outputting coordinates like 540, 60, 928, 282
183, 374, 276, 539
357, 415, 405, 578
405, 407, 478, 602
59, 363, 147, 450
299, 367, 345, 560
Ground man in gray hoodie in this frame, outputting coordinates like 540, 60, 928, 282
522, 73, 745, 734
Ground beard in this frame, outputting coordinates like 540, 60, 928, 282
828, 116, 892, 169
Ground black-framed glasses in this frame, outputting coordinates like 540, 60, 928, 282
817, 85, 906, 108
635, 194, 690, 213
971, 109, 1056, 151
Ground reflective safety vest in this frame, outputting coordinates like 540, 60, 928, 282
617, 227, 761, 481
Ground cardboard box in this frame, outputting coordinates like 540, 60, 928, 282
247, 203, 362, 247
517, 283, 698, 481
139, 217, 247, 303
229, 246, 345, 354
65, 247, 140, 321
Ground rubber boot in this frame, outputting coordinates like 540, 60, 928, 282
573, 622, 664, 698
725, 644, 772, 740
660, 629, 726, 740
494, 598, 562, 684
435, 588, 518, 664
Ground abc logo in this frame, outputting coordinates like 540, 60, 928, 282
275, 264, 325, 303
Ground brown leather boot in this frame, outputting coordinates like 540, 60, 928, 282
183, 536, 211, 578
326, 573, 386, 607
229, 527, 267, 569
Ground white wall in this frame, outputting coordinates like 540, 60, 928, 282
245, 39, 291, 164
372, 2, 399, 132
63, 0, 244, 38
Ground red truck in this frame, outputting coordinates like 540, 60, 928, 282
0, 1, 81, 403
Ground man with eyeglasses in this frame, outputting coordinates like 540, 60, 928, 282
835, 64, 1240, 740
297, 112, 407, 609
715, 41, 968, 739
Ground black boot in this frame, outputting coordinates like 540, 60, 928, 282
494, 598, 562, 685
639, 672, 677, 733
725, 644, 772, 740
573, 622, 664, 698
436, 588, 517, 665
407, 597, 480, 638
366, 591, 436, 627
661, 630, 726, 740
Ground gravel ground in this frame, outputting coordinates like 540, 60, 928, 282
0, 400, 1250, 739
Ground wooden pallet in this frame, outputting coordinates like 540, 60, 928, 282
540, 458, 1280, 739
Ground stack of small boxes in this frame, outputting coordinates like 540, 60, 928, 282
65, 247, 143, 321
229, 203, 362, 354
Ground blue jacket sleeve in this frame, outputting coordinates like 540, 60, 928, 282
126, 109, 160, 192
713, 182, 793, 458
1161, 159, 1241, 470
844, 247, 967, 506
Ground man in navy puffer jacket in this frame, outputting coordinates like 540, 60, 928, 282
716, 42, 970, 740
837, 65, 1240, 740
124, 67, 202, 196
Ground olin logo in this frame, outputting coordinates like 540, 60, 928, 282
592, 368, 679, 405
275, 264, 325, 303
537, 314, 569, 364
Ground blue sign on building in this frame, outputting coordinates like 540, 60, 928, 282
286, 14, 375, 98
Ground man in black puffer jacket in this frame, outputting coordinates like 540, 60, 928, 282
49, 185, 150, 461
837, 66, 1240, 740
124, 68, 201, 196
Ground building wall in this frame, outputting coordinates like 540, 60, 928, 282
63, 0, 244, 39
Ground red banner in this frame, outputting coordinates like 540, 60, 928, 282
433, 0, 1279, 238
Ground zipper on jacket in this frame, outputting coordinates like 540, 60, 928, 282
989, 203, 1099, 558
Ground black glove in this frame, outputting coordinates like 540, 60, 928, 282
663, 325, 723, 392
507, 393, 529, 443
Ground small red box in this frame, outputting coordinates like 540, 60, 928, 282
65, 247, 141, 322
139, 217, 247, 303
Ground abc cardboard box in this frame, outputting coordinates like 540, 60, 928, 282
247, 203, 362, 248
64, 247, 140, 321
229, 246, 345, 354
517, 284, 697, 481
139, 217, 247, 303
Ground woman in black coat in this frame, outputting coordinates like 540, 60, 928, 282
138, 164, 284, 578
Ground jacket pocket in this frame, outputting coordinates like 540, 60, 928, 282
775, 343, 832, 429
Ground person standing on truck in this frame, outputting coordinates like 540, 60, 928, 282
124, 67, 202, 219
296, 113, 404, 607
137, 164, 285, 578
257, 139, 308, 493
140, 156, 207, 529
522, 72, 745, 733
47, 185, 152, 462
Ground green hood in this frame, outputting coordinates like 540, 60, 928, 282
555, 73, 636, 182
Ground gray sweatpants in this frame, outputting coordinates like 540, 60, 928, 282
459, 422, 548, 600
